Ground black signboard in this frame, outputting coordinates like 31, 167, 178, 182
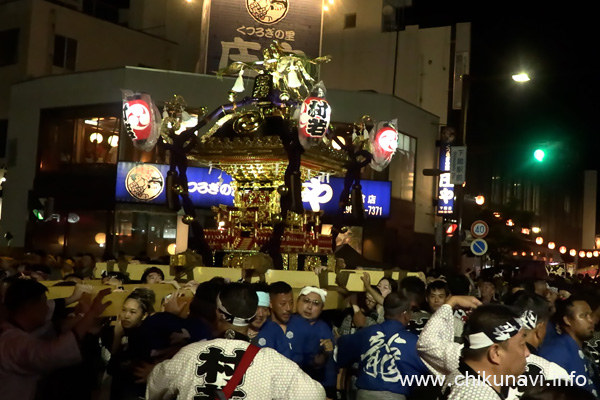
205, 0, 322, 73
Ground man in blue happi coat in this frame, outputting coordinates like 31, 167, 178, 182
336, 292, 431, 400
538, 294, 600, 397
255, 281, 309, 364
295, 286, 337, 399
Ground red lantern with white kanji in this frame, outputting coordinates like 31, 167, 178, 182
298, 97, 331, 139
370, 121, 399, 171
122, 90, 161, 151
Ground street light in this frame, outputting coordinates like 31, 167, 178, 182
446, 71, 531, 271
512, 73, 531, 83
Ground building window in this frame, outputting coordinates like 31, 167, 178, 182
38, 105, 170, 172
344, 13, 357, 29
29, 210, 110, 258
38, 106, 123, 171
564, 195, 571, 214
381, 0, 413, 32
0, 28, 19, 67
115, 209, 177, 259
392, 131, 416, 202
512, 181, 522, 202
83, 0, 127, 24
53, 34, 78, 70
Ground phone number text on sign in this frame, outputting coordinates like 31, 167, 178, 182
344, 205, 384, 216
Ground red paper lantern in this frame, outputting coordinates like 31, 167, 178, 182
370, 123, 399, 171
124, 99, 152, 141
121, 90, 160, 152
375, 127, 399, 155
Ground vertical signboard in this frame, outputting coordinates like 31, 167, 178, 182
204, 0, 323, 73
437, 142, 454, 215
452, 23, 471, 110
450, 146, 467, 185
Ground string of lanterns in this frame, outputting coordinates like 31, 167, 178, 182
512, 234, 599, 259
499, 215, 595, 260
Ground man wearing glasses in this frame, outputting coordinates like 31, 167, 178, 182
296, 286, 336, 399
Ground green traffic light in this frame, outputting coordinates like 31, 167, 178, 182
533, 149, 545, 162
33, 209, 44, 220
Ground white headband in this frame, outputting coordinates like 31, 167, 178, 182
256, 291, 270, 307
299, 286, 327, 303
520, 310, 538, 330
216, 294, 256, 327
467, 316, 524, 350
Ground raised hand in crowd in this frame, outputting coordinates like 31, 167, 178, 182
361, 272, 385, 306
73, 288, 112, 340
360, 271, 371, 287
445, 295, 482, 310
64, 283, 93, 306
162, 289, 187, 317
181, 280, 200, 294
161, 279, 181, 289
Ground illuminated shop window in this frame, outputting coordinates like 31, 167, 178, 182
395, 131, 417, 201
114, 209, 178, 259
39, 114, 121, 170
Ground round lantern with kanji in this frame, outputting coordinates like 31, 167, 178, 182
298, 97, 331, 138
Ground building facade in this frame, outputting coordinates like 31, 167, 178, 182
1, 0, 462, 268
0, 67, 439, 266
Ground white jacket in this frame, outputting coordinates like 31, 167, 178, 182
416, 304, 571, 399
146, 338, 326, 400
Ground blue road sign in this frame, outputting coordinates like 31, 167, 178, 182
470, 238, 488, 256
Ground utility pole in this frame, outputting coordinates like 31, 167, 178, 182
449, 73, 470, 271
444, 22, 471, 273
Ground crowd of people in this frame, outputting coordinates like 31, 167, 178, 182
2, 252, 600, 400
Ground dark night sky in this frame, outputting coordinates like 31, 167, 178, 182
407, 1, 600, 173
